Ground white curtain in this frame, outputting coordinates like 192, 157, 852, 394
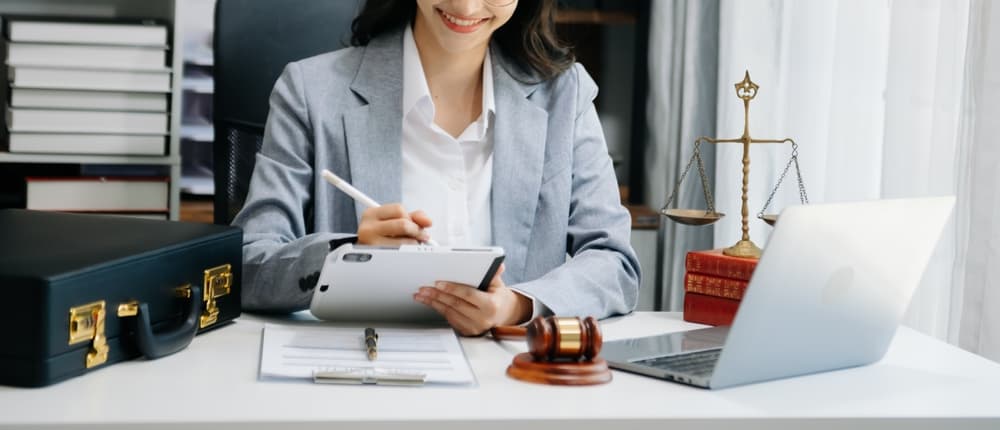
955, 0, 1000, 360
714, 0, 1000, 360
645, 0, 720, 310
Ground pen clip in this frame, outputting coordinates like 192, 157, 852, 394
313, 368, 427, 386
364, 327, 378, 361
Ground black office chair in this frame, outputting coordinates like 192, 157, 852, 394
213, 0, 363, 225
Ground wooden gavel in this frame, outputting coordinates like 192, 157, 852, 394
491, 316, 603, 362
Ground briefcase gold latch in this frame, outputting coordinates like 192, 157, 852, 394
68, 301, 109, 368
199, 264, 232, 328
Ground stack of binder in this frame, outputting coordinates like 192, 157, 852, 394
0, 17, 173, 218
2, 17, 171, 156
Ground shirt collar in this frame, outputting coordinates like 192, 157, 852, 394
402, 25, 430, 117
402, 24, 495, 122
482, 45, 495, 121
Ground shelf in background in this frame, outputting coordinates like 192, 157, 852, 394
182, 68, 214, 93
556, 10, 636, 25
180, 195, 213, 223
619, 186, 659, 230
180, 123, 214, 142
626, 204, 660, 230
0, 0, 185, 221
180, 172, 214, 196
184, 47, 214, 67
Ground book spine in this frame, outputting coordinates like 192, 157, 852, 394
685, 250, 758, 281
8, 133, 166, 156
683, 292, 740, 326
684, 272, 749, 300
9, 20, 168, 47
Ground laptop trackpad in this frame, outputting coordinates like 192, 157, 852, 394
603, 326, 730, 363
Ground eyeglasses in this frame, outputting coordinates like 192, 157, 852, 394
484, 0, 516, 6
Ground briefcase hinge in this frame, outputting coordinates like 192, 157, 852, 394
199, 264, 232, 329
68, 301, 109, 368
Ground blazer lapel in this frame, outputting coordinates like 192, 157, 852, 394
490, 47, 548, 281
343, 29, 405, 219
342, 30, 549, 281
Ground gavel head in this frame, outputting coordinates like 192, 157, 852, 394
526, 316, 602, 362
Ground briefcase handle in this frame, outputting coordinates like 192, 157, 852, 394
118, 285, 204, 359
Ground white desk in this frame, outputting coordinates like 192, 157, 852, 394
2, 313, 999, 429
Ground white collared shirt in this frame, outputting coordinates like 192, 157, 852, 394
401, 25, 494, 247
400, 26, 548, 321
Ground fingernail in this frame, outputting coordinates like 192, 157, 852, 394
435, 281, 446, 289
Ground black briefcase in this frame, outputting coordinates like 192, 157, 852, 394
0, 209, 242, 387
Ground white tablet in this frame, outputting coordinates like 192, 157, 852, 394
309, 244, 505, 322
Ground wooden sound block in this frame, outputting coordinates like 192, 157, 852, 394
506, 352, 612, 386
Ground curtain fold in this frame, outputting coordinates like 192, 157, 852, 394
880, 0, 967, 339
645, 0, 719, 311
956, 0, 1000, 361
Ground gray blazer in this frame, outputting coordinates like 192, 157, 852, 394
233, 28, 640, 318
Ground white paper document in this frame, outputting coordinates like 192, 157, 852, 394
259, 324, 476, 385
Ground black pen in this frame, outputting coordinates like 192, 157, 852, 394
364, 327, 378, 361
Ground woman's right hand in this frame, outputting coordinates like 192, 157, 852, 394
356, 204, 433, 245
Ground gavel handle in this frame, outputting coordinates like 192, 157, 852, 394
490, 325, 527, 339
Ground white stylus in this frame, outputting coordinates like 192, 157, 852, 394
320, 169, 440, 246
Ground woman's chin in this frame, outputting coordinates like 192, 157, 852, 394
433, 32, 491, 55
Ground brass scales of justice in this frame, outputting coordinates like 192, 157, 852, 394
660, 71, 810, 259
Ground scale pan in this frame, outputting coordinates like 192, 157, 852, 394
661, 209, 724, 226
760, 214, 779, 226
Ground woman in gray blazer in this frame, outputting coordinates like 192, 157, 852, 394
234, 0, 640, 335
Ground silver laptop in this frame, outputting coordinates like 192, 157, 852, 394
603, 197, 955, 389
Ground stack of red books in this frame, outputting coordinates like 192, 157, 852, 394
683, 249, 758, 326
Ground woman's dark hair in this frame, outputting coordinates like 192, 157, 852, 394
350, 0, 574, 81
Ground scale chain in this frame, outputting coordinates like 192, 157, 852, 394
694, 139, 717, 213
757, 140, 809, 219
794, 154, 809, 205
661, 138, 717, 214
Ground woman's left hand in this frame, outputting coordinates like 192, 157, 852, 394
413, 264, 533, 336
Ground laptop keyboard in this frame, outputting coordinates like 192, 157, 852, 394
634, 349, 722, 377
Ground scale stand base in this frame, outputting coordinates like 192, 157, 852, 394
724, 240, 762, 259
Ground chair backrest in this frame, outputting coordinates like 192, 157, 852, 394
213, 0, 362, 225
